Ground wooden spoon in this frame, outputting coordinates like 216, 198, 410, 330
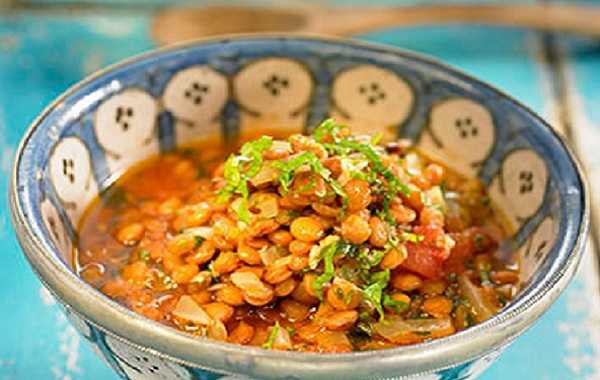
152, 3, 600, 45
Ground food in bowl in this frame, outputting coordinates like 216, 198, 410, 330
75, 119, 519, 352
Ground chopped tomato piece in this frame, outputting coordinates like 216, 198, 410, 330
402, 242, 444, 279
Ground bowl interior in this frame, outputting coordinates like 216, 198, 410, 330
15, 36, 584, 354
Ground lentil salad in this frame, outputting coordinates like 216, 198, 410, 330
75, 119, 519, 352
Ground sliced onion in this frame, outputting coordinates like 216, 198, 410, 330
315, 330, 352, 352
458, 275, 494, 322
272, 326, 293, 350
259, 245, 286, 266
426, 186, 447, 213
404, 152, 423, 176
190, 271, 212, 288
278, 255, 293, 265
230, 271, 273, 300
374, 316, 454, 344
250, 165, 279, 187
308, 235, 340, 269
206, 283, 226, 292
249, 192, 280, 219
207, 319, 228, 341
182, 226, 213, 239
271, 140, 292, 154
172, 296, 211, 325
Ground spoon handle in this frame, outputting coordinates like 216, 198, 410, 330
309, 4, 600, 38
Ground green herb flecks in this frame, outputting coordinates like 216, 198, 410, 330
479, 270, 491, 285
337, 139, 410, 196
218, 136, 273, 223
139, 249, 151, 262
262, 321, 280, 349
194, 235, 205, 249
370, 132, 384, 146
358, 248, 386, 270
286, 326, 297, 337
474, 233, 484, 251
362, 269, 391, 321
400, 231, 425, 243
271, 151, 347, 203
382, 294, 409, 313
321, 121, 413, 222
312, 242, 340, 300
313, 118, 343, 143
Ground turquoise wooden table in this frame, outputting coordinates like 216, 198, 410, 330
1, 3, 599, 379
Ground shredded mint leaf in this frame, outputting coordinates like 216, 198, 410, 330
355, 248, 386, 270
241, 136, 274, 177
371, 132, 384, 145
383, 294, 409, 313
271, 151, 316, 192
338, 139, 411, 197
362, 269, 391, 321
312, 242, 339, 300
262, 321, 280, 349
272, 151, 347, 203
194, 235, 205, 249
139, 249, 151, 262
313, 118, 342, 143
401, 231, 424, 243
479, 270, 491, 285
217, 136, 273, 223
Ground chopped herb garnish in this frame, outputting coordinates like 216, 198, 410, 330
271, 151, 347, 203
194, 235, 205, 249
479, 270, 491, 285
351, 321, 373, 339
139, 249, 151, 261
401, 232, 425, 243
362, 269, 391, 321
271, 151, 315, 192
447, 272, 458, 283
466, 312, 476, 327
362, 249, 386, 269
474, 234, 484, 251
218, 136, 273, 223
286, 326, 297, 337
313, 118, 342, 143
312, 242, 340, 300
262, 321, 280, 349
345, 289, 356, 305
370, 132, 384, 146
346, 245, 385, 273
338, 139, 411, 197
382, 294, 409, 313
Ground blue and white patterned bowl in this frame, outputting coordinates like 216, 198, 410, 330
10, 35, 589, 380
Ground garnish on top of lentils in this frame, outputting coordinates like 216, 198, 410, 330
76, 119, 519, 352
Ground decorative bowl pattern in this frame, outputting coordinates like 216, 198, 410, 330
10, 36, 588, 380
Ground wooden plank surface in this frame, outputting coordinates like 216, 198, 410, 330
0, 10, 598, 380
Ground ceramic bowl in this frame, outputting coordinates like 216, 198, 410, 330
10, 35, 588, 380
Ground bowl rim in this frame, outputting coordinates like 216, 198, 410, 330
10, 34, 590, 379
